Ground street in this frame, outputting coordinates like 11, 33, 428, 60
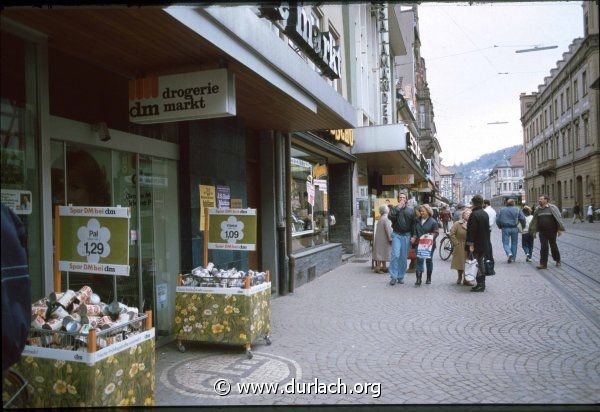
156, 222, 600, 405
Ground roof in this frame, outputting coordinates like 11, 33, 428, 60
494, 158, 511, 168
439, 164, 455, 176
509, 148, 525, 167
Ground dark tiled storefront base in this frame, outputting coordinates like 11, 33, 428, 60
291, 243, 342, 288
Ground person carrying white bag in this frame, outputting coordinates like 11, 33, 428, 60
412, 204, 439, 286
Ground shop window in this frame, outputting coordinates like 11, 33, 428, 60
1, 31, 43, 300
290, 146, 329, 252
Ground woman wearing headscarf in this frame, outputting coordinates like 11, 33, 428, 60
372, 204, 393, 274
449, 208, 472, 285
412, 204, 439, 286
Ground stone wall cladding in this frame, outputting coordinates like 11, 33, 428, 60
292, 244, 343, 288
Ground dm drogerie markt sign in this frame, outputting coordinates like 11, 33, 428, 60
208, 208, 257, 251
128, 69, 236, 124
59, 206, 130, 276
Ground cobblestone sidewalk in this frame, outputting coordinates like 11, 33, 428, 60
156, 229, 600, 405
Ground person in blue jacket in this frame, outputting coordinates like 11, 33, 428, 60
496, 198, 526, 263
1, 203, 31, 378
412, 204, 439, 286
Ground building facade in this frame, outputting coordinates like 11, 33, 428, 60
482, 149, 525, 209
520, 2, 599, 216
1, 4, 361, 345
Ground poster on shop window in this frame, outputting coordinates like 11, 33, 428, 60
207, 208, 257, 251
58, 206, 131, 276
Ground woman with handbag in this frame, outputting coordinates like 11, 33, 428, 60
412, 204, 439, 286
372, 204, 393, 273
449, 208, 472, 285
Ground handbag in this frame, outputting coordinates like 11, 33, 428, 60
464, 252, 478, 282
408, 246, 417, 260
484, 259, 495, 276
416, 234, 434, 259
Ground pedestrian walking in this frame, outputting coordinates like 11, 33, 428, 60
452, 203, 466, 222
449, 208, 472, 285
388, 192, 416, 285
412, 204, 439, 286
587, 204, 594, 223
483, 199, 496, 266
440, 206, 452, 233
529, 195, 565, 269
496, 199, 526, 263
521, 206, 534, 262
572, 202, 583, 223
372, 205, 393, 274
465, 195, 490, 292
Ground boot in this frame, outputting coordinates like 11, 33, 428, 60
457, 270, 463, 285
425, 272, 432, 285
415, 272, 422, 286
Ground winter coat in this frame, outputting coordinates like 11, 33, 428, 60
1, 204, 31, 373
373, 214, 393, 261
529, 203, 565, 237
449, 219, 468, 271
388, 204, 416, 234
413, 216, 439, 252
496, 205, 526, 229
465, 206, 490, 255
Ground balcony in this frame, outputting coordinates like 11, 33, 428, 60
537, 159, 556, 177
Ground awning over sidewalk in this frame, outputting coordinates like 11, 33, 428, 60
2, 7, 356, 132
351, 123, 428, 180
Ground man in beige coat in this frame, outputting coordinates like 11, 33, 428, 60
373, 204, 393, 274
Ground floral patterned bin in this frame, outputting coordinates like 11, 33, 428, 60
175, 282, 271, 358
10, 329, 155, 408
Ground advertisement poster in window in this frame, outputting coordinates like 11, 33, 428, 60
199, 185, 216, 231
216, 185, 231, 209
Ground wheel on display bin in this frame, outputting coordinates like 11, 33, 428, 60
264, 335, 272, 346
177, 341, 186, 353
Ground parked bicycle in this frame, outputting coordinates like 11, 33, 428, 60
438, 233, 453, 261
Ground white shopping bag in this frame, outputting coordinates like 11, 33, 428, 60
464, 256, 478, 282
416, 234, 434, 259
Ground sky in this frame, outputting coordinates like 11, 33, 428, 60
417, 1, 584, 166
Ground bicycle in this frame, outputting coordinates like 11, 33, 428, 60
2, 368, 28, 408
438, 233, 453, 261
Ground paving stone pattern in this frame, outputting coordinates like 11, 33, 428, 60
156, 227, 600, 405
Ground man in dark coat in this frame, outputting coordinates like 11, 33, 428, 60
1, 203, 31, 377
388, 192, 416, 285
465, 195, 490, 292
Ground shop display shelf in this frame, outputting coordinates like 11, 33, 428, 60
9, 312, 155, 408
175, 273, 271, 359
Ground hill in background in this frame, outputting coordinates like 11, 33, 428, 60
449, 144, 522, 201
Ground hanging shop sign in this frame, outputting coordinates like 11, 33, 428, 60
58, 206, 130, 276
259, 3, 341, 79
328, 129, 354, 147
376, 3, 392, 124
199, 185, 216, 231
1, 189, 32, 215
382, 174, 415, 186
128, 69, 236, 124
207, 208, 257, 251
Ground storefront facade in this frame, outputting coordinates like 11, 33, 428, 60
2, 5, 357, 344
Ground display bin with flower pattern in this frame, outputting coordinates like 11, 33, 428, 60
175, 267, 272, 359
9, 312, 155, 408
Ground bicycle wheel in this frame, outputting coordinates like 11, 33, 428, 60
439, 236, 453, 261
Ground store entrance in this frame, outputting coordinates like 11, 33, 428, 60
50, 142, 180, 343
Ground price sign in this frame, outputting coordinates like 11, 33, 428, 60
207, 208, 257, 251
59, 206, 130, 276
